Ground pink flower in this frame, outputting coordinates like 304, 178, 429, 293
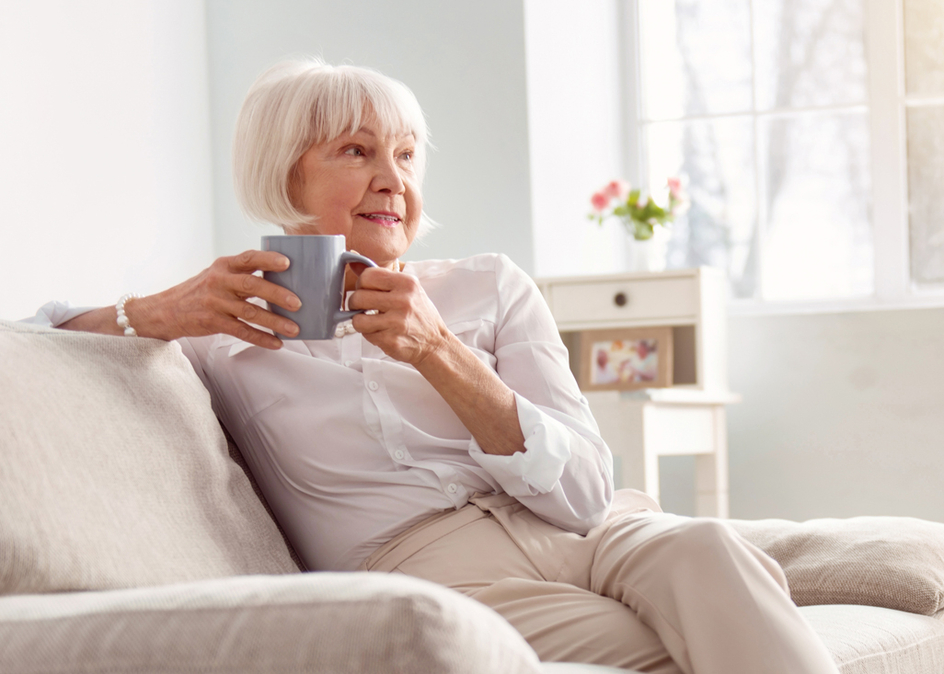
590, 191, 610, 213
667, 177, 684, 200
601, 179, 631, 200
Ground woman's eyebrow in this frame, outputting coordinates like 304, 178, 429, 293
350, 127, 414, 143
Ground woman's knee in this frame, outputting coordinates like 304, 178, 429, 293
657, 518, 790, 592
672, 518, 739, 554
593, 515, 788, 590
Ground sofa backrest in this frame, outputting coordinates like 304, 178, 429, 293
0, 320, 302, 596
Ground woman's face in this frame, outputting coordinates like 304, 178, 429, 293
290, 116, 422, 271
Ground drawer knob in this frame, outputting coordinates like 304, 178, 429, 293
613, 292, 628, 307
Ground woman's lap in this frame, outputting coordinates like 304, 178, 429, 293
362, 497, 714, 670
362, 492, 837, 673
385, 514, 680, 672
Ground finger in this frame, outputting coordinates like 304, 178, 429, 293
220, 317, 284, 350
348, 288, 396, 313
354, 266, 403, 291
351, 310, 389, 335
222, 298, 299, 338
225, 273, 302, 311
249, 277, 303, 313
226, 249, 291, 274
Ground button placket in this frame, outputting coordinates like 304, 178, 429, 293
339, 331, 361, 370
361, 363, 411, 467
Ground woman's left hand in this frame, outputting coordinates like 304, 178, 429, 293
351, 265, 526, 457
348, 267, 450, 366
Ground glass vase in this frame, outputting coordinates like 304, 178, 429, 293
625, 227, 670, 273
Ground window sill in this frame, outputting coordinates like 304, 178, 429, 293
728, 290, 944, 317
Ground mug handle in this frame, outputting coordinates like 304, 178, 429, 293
334, 251, 378, 322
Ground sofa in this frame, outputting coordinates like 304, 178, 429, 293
2, 317, 944, 674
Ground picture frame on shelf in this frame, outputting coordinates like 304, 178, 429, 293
577, 327, 674, 391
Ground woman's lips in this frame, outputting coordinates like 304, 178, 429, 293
358, 213, 401, 226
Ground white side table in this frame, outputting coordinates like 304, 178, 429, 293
534, 268, 739, 517
585, 388, 739, 518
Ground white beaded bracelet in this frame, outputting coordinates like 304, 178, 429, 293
116, 293, 143, 337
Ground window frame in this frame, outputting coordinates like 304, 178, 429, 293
622, 0, 944, 316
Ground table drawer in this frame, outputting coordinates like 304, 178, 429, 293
549, 276, 698, 325
644, 405, 717, 455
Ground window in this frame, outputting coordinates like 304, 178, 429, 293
629, 0, 944, 309
903, 1, 944, 287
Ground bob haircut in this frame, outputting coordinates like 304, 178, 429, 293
233, 58, 433, 235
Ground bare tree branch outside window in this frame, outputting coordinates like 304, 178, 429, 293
639, 0, 872, 301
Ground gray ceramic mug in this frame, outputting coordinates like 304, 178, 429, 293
261, 235, 377, 340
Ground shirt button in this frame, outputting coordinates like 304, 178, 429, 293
344, 360, 354, 367
394, 450, 405, 460
446, 483, 459, 494
368, 381, 379, 391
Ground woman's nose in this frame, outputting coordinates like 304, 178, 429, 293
371, 154, 406, 194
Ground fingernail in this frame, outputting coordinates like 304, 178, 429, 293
286, 323, 299, 336
279, 256, 291, 269
287, 295, 302, 310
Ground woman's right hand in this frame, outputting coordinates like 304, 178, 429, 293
61, 250, 301, 350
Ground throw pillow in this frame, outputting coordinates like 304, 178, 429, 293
730, 516, 944, 615
0, 320, 301, 594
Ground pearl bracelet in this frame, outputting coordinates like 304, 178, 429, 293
116, 293, 143, 337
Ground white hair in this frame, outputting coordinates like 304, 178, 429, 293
233, 57, 433, 235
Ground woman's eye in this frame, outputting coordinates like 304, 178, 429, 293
400, 151, 413, 161
345, 147, 364, 156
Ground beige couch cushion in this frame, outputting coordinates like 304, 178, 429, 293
0, 573, 544, 674
799, 604, 944, 674
731, 517, 944, 615
0, 320, 300, 594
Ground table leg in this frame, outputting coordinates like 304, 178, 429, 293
694, 406, 730, 518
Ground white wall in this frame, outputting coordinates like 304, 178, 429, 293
524, 0, 634, 278
0, 0, 214, 321
658, 308, 944, 523
726, 308, 944, 521
204, 0, 535, 272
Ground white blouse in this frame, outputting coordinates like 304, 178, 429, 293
29, 253, 614, 571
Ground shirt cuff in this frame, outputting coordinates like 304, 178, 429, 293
468, 392, 572, 496
20, 300, 97, 328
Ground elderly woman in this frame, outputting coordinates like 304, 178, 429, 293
35, 58, 838, 674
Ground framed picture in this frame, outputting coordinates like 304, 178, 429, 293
577, 327, 674, 391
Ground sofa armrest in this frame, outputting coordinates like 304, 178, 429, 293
0, 573, 543, 674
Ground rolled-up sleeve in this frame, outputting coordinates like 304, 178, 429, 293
468, 255, 613, 534
21, 300, 97, 327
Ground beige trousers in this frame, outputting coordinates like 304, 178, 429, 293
360, 490, 839, 674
